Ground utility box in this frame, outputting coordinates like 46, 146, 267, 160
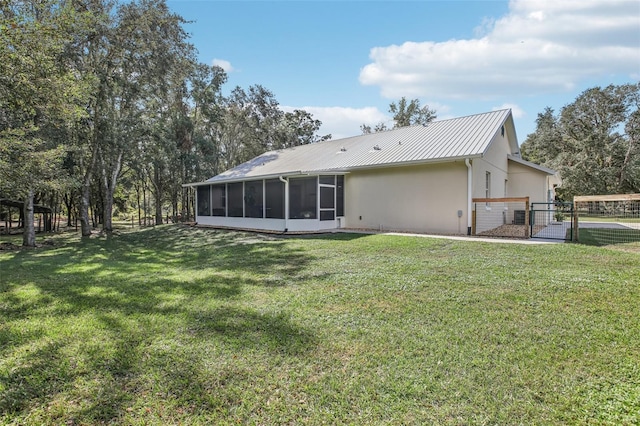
514, 210, 526, 225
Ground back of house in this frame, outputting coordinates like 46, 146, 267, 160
186, 109, 559, 235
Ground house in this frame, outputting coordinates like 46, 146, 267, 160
186, 109, 559, 235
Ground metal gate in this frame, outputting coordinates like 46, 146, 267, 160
530, 202, 573, 241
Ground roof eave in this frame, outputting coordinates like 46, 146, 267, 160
342, 154, 483, 173
182, 155, 483, 187
507, 155, 556, 175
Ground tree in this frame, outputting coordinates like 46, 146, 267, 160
63, 0, 196, 234
275, 109, 331, 149
520, 83, 640, 199
360, 122, 388, 134
361, 97, 436, 134
2, 0, 331, 234
0, 0, 89, 246
519, 107, 562, 165
217, 85, 328, 170
389, 97, 437, 128
622, 109, 640, 192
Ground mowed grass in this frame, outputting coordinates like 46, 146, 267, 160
577, 227, 640, 248
1, 226, 639, 425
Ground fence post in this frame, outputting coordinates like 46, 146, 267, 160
471, 205, 476, 235
525, 197, 530, 238
572, 198, 579, 242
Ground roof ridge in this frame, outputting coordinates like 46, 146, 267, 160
429, 108, 511, 125
320, 109, 512, 144
198, 109, 515, 184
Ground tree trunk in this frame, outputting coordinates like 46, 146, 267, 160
155, 196, 163, 225
136, 183, 142, 226
64, 192, 74, 227
99, 148, 123, 234
80, 183, 92, 237
80, 142, 100, 237
142, 184, 148, 226
22, 189, 36, 247
181, 187, 188, 222
154, 165, 163, 225
102, 187, 115, 232
172, 192, 178, 223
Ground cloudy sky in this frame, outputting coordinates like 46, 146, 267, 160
168, 0, 640, 141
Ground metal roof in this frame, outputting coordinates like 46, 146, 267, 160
507, 155, 556, 175
204, 109, 514, 184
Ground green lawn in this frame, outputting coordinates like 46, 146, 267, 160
578, 227, 640, 247
1, 226, 639, 425
578, 216, 640, 223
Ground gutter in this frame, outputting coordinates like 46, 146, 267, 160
465, 158, 472, 235
279, 175, 289, 232
181, 171, 306, 188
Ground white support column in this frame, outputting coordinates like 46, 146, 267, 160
279, 176, 289, 232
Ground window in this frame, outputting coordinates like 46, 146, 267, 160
197, 185, 211, 216
319, 175, 335, 185
227, 182, 243, 217
265, 179, 285, 219
319, 186, 335, 221
485, 171, 491, 199
319, 186, 334, 209
320, 210, 335, 221
244, 180, 263, 218
211, 184, 226, 216
289, 177, 317, 219
319, 176, 336, 222
336, 175, 344, 216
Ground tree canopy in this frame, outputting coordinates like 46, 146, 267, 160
0, 0, 328, 245
520, 83, 640, 199
361, 97, 437, 134
0, 0, 91, 245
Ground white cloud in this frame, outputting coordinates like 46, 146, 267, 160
283, 102, 459, 140
359, 0, 640, 100
212, 58, 235, 73
283, 106, 389, 140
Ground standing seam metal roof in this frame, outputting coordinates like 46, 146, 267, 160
205, 109, 513, 183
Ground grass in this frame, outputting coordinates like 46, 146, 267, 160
577, 228, 640, 248
1, 225, 639, 425
578, 216, 640, 223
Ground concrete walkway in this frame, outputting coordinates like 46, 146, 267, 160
532, 222, 571, 241
338, 228, 563, 244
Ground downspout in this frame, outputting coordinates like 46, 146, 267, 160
465, 158, 472, 235
279, 176, 289, 232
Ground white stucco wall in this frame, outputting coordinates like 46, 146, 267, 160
468, 129, 511, 234
195, 216, 286, 232
507, 161, 552, 204
472, 130, 511, 199
344, 162, 468, 235
195, 215, 343, 233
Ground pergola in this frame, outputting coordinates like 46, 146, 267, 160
0, 199, 53, 233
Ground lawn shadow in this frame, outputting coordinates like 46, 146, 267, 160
0, 225, 320, 423
0, 340, 69, 415
188, 306, 316, 355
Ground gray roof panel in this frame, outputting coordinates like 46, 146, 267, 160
205, 109, 513, 184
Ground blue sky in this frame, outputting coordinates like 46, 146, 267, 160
167, 0, 640, 141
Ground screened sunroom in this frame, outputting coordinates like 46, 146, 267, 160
194, 175, 345, 232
